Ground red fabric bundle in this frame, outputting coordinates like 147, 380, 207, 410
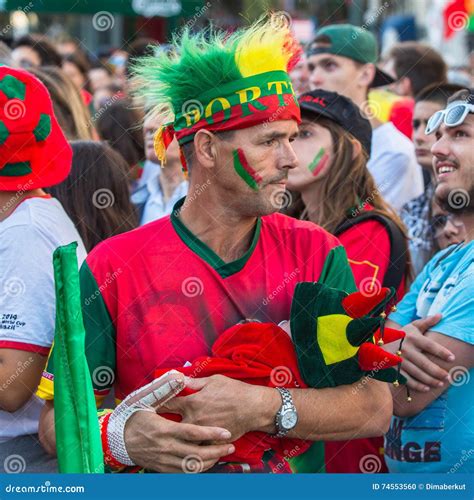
154, 322, 310, 466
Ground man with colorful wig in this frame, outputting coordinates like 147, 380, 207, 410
38, 14, 392, 473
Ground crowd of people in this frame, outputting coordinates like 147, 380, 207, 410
0, 15, 472, 475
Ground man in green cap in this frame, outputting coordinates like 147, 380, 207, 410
306, 24, 424, 212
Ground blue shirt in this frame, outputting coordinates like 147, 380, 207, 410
385, 241, 474, 472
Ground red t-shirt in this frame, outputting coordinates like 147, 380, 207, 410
326, 210, 406, 473
39, 199, 356, 407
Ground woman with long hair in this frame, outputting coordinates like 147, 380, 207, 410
286, 89, 411, 474
96, 98, 145, 186
48, 141, 138, 252
29, 66, 94, 140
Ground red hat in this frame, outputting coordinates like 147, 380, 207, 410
0, 66, 71, 191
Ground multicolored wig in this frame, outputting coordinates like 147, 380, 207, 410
132, 13, 302, 171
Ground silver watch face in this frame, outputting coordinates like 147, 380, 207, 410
281, 410, 298, 429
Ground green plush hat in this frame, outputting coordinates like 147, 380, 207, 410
132, 13, 302, 172
290, 282, 407, 390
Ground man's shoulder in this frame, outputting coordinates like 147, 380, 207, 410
429, 241, 474, 272
261, 212, 340, 246
372, 122, 415, 157
0, 197, 79, 250
0, 196, 49, 231
87, 216, 174, 266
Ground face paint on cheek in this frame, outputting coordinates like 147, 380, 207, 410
232, 148, 263, 191
308, 147, 330, 177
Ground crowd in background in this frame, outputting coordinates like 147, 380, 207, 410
0, 22, 473, 474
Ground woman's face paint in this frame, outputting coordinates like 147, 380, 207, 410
307, 147, 329, 177
233, 148, 263, 190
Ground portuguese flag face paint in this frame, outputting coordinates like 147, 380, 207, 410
233, 148, 263, 190
308, 147, 329, 177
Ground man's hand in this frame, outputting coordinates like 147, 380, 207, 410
162, 375, 279, 440
387, 314, 455, 391
124, 410, 235, 473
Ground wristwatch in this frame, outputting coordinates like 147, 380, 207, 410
273, 387, 298, 437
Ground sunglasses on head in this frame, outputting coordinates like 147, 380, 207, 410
425, 101, 474, 135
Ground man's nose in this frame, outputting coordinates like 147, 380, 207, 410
301, 64, 310, 82
444, 221, 459, 238
431, 134, 451, 158
279, 141, 299, 170
309, 67, 324, 89
413, 125, 426, 145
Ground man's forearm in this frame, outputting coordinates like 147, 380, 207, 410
254, 379, 392, 441
39, 400, 56, 456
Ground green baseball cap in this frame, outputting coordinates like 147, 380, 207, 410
306, 24, 394, 88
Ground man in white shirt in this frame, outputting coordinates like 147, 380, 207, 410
0, 66, 86, 472
306, 24, 424, 211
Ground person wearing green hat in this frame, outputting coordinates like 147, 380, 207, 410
306, 24, 424, 212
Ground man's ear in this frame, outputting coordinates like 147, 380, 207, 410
194, 129, 217, 169
351, 138, 362, 160
358, 63, 377, 89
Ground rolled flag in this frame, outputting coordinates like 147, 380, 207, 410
53, 242, 104, 473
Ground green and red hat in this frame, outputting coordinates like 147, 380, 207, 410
0, 66, 71, 191
132, 14, 302, 172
